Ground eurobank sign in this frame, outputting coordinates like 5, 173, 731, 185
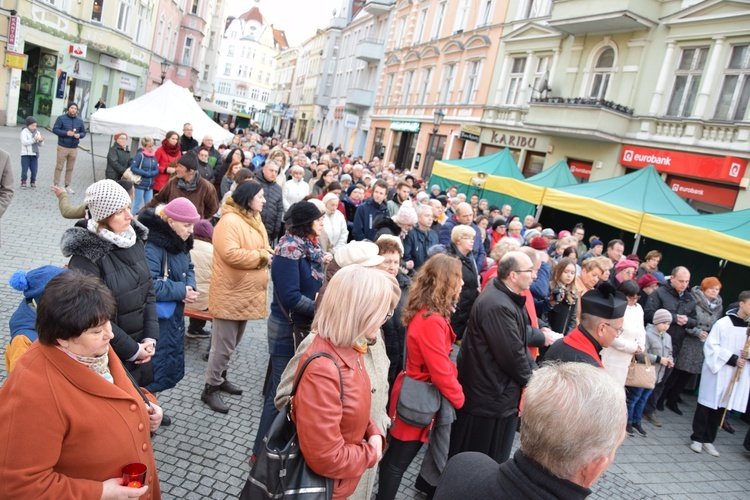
619, 145, 748, 185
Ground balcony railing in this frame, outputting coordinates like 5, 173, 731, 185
363, 0, 396, 17
346, 88, 375, 108
355, 38, 385, 63
530, 97, 634, 116
548, 0, 659, 35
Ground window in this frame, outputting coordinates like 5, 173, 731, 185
463, 60, 482, 104
531, 55, 551, 98
440, 64, 456, 104
228, 45, 235, 57
506, 57, 526, 105
248, 68, 252, 79
667, 47, 707, 117
431, 2, 447, 40
164, 24, 172, 56
266, 73, 270, 84
454, 0, 469, 33
415, 8, 428, 44
383, 73, 395, 105
714, 44, 750, 121
116, 0, 133, 33
191, 0, 199, 14
91, 0, 104, 22
216, 100, 229, 108
237, 86, 247, 97
477, 0, 494, 27
257, 71, 262, 82
402, 70, 415, 105
224, 63, 231, 76
218, 81, 231, 94
419, 67, 433, 103
42, 0, 69, 9
251, 88, 259, 100
170, 30, 179, 60
156, 16, 164, 53
519, 0, 552, 19
261, 91, 269, 102
589, 48, 615, 99
135, 4, 150, 46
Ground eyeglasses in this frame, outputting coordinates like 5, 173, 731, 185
603, 323, 624, 335
384, 310, 394, 322
460, 236, 474, 241
513, 269, 535, 274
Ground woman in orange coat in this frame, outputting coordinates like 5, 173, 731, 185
292, 265, 400, 499
376, 254, 465, 500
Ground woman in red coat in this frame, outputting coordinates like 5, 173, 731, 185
153, 130, 181, 192
376, 253, 465, 500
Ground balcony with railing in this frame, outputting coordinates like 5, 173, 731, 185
525, 97, 635, 140
363, 0, 396, 18
355, 38, 385, 63
346, 88, 375, 109
548, 0, 660, 35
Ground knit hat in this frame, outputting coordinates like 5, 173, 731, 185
178, 150, 199, 171
590, 238, 604, 249
615, 259, 638, 272
558, 230, 571, 239
322, 192, 340, 209
626, 253, 641, 264
9, 266, 68, 300
288, 201, 324, 227
340, 174, 352, 183
394, 202, 418, 226
488, 205, 500, 213
581, 282, 628, 319
431, 184, 441, 192
524, 229, 542, 243
84, 180, 132, 222
346, 184, 360, 196
652, 308, 673, 325
701, 277, 722, 292
334, 241, 384, 267
530, 237, 548, 251
541, 228, 556, 238
163, 198, 200, 223
67, 102, 78, 110
25, 116, 37, 126
232, 180, 263, 209
193, 219, 214, 240
637, 274, 660, 290
416, 192, 430, 203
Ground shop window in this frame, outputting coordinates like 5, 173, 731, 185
373, 128, 385, 159
522, 152, 545, 178
589, 47, 615, 100
714, 44, 750, 121
116, 0, 133, 34
667, 47, 707, 117
506, 57, 526, 105
91, 0, 104, 21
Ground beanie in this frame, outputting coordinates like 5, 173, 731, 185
193, 219, 214, 241
322, 192, 340, 210
9, 266, 68, 300
590, 238, 604, 249
637, 274, 659, 290
340, 174, 352, 183
232, 180, 263, 210
530, 237, 548, 251
334, 241, 384, 267
652, 309, 673, 325
394, 203, 418, 226
288, 201, 323, 227
178, 150, 199, 171
84, 180, 132, 222
163, 198, 200, 223
346, 184, 359, 196
25, 116, 37, 126
67, 102, 78, 110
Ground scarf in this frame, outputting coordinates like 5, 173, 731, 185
562, 326, 604, 368
56, 345, 114, 383
88, 218, 136, 248
25, 128, 40, 155
275, 232, 325, 281
177, 173, 199, 192
161, 138, 181, 157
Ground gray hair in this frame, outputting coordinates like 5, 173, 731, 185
451, 224, 475, 243
521, 362, 627, 480
580, 313, 607, 332
519, 246, 539, 266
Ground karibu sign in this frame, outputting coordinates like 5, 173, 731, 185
666, 176, 738, 208
619, 145, 747, 185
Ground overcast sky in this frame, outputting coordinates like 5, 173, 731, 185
227, 0, 343, 47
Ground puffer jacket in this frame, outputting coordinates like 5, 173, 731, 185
139, 208, 196, 393
130, 149, 159, 190
189, 238, 213, 311
61, 219, 158, 386
256, 168, 284, 240
210, 198, 273, 320
52, 112, 85, 148
106, 144, 130, 180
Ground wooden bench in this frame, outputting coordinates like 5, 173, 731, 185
184, 308, 213, 322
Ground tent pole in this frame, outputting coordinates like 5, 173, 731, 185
90, 133, 96, 182
535, 204, 543, 222
632, 234, 641, 255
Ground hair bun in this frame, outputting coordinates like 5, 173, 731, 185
8, 270, 30, 292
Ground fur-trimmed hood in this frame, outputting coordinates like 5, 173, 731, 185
137, 208, 193, 254
61, 219, 148, 263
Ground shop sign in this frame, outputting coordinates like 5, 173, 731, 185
69, 44, 88, 58
569, 159, 592, 179
119, 74, 137, 91
459, 124, 481, 142
666, 176, 738, 208
620, 145, 747, 185
344, 114, 358, 129
4, 52, 27, 70
56, 71, 67, 99
7, 16, 20, 52
69, 59, 94, 81
390, 121, 421, 133
99, 54, 128, 71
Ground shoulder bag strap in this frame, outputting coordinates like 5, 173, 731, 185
290, 352, 344, 402
273, 287, 294, 325
122, 365, 152, 408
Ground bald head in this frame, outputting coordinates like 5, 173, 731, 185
456, 202, 474, 225
497, 251, 534, 293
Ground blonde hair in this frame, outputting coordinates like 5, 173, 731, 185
141, 136, 154, 147
490, 237, 520, 261
313, 266, 400, 347
508, 220, 523, 231
451, 224, 476, 244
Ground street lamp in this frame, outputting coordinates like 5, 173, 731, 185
160, 60, 169, 85
318, 105, 329, 147
426, 108, 445, 179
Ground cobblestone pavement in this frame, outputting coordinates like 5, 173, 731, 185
0, 125, 749, 499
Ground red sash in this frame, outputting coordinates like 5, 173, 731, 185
562, 327, 604, 368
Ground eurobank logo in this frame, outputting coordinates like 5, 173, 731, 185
619, 145, 747, 185
623, 149, 634, 162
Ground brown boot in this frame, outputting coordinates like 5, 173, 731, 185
219, 370, 243, 395
201, 384, 229, 413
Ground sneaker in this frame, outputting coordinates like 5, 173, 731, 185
21, 181, 26, 188
702, 443, 720, 457
644, 412, 662, 427
186, 328, 211, 339
632, 423, 648, 437
690, 441, 702, 453
30, 182, 36, 188
65, 186, 75, 194
626, 423, 635, 436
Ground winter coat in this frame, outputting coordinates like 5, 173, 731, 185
323, 208, 348, 254
145, 175, 219, 219
373, 214, 401, 241
439, 216, 486, 271
676, 286, 724, 374
292, 335, 385, 500
210, 199, 272, 320
269, 242, 323, 328
352, 197, 389, 241
197, 159, 215, 185
283, 177, 310, 213
601, 304, 645, 386
61, 220, 158, 386
154, 145, 181, 192
382, 272, 411, 388
189, 238, 213, 312
546, 289, 578, 336
636, 324, 673, 384
139, 208, 196, 393
0, 149, 11, 247
256, 169, 284, 240
447, 243, 479, 341
389, 309, 464, 443
180, 134, 198, 153
645, 282, 697, 356
459, 278, 533, 419
0, 342, 161, 499
403, 227, 439, 271
20, 126, 43, 156
342, 196, 359, 234
105, 143, 130, 180
52, 112, 86, 148
129, 149, 159, 190
6, 299, 37, 372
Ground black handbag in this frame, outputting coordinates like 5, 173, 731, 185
240, 352, 343, 499
395, 341, 441, 428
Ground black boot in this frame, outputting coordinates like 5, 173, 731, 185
201, 384, 229, 413
220, 370, 243, 395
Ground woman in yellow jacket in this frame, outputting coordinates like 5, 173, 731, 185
201, 180, 273, 413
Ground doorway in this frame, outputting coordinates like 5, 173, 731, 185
394, 132, 417, 170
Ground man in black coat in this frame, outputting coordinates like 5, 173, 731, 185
180, 123, 198, 152
449, 251, 535, 465
435, 362, 627, 500
256, 160, 284, 242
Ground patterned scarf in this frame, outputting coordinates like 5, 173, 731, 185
88, 219, 136, 248
56, 345, 114, 383
275, 232, 325, 281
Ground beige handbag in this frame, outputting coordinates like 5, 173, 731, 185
625, 353, 656, 389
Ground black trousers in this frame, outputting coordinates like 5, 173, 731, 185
188, 317, 207, 332
376, 438, 423, 500
662, 368, 694, 405
691, 403, 724, 444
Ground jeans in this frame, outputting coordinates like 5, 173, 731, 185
645, 367, 671, 414
376, 438, 423, 500
132, 188, 153, 215
21, 155, 38, 183
626, 386, 653, 424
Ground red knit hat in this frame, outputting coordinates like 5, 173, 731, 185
530, 237, 548, 251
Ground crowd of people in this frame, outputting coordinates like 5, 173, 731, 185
0, 114, 749, 499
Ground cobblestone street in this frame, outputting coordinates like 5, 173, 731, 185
0, 125, 749, 498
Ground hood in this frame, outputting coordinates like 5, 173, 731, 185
373, 214, 400, 234
137, 208, 193, 254
61, 220, 148, 262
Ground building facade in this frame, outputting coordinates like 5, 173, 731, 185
272, 47, 299, 137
